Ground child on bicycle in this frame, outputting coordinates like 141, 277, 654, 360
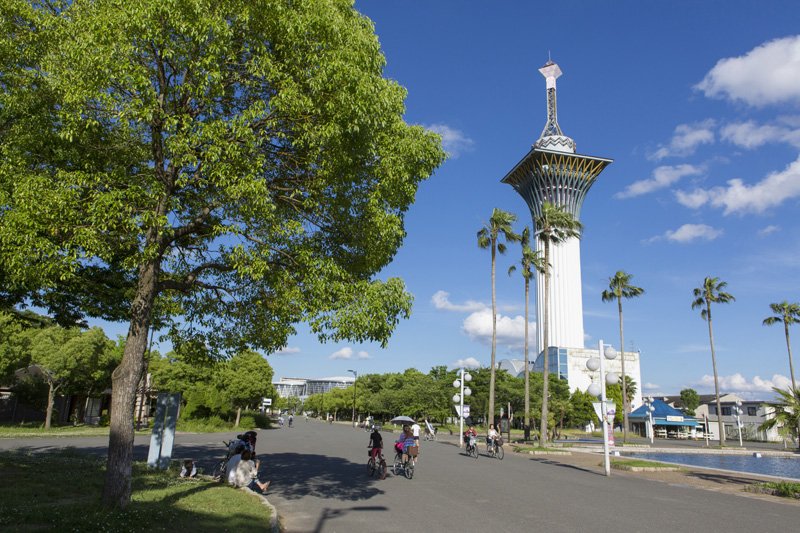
368, 426, 383, 459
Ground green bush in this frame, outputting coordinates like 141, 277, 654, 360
238, 411, 270, 429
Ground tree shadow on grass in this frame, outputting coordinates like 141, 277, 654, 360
264, 452, 386, 501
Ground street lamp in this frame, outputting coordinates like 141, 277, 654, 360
586, 339, 618, 477
347, 369, 357, 428
733, 400, 744, 447
643, 396, 656, 445
453, 368, 472, 447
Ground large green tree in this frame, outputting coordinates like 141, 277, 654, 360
679, 388, 700, 416
692, 276, 735, 445
216, 350, 275, 427
601, 270, 644, 443
508, 227, 545, 440
0, 0, 443, 507
477, 208, 519, 435
534, 202, 581, 444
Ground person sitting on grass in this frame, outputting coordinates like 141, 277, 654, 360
230, 450, 270, 493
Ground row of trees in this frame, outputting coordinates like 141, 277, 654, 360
478, 206, 800, 447
301, 365, 637, 436
1, 310, 277, 429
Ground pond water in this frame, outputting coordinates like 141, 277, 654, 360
624, 452, 800, 481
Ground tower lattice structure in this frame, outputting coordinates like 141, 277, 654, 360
502, 60, 612, 353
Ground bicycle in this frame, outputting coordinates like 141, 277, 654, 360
211, 440, 233, 481
392, 447, 417, 479
423, 427, 437, 441
486, 438, 504, 460
464, 436, 479, 459
367, 449, 387, 480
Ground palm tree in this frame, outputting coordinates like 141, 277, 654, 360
691, 276, 735, 446
758, 387, 800, 449
509, 227, 546, 441
601, 270, 644, 443
534, 202, 581, 445
477, 208, 520, 435
763, 301, 800, 394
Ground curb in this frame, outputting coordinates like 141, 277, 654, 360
612, 464, 681, 472
241, 487, 281, 533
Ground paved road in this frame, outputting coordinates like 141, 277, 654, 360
3, 424, 798, 533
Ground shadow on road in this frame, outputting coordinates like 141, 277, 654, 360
528, 456, 605, 476
312, 505, 389, 533
687, 471, 765, 487
266, 452, 386, 501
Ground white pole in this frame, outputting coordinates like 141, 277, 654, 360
459, 368, 465, 448
599, 339, 611, 477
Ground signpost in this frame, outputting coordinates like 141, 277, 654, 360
147, 392, 181, 469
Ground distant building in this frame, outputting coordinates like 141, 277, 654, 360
498, 345, 643, 410
662, 393, 781, 443
273, 376, 354, 400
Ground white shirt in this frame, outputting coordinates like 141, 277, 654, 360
488, 428, 499, 439
231, 459, 258, 488
411, 423, 420, 437
226, 454, 242, 485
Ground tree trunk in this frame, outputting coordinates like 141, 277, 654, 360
523, 276, 530, 441
618, 298, 629, 443
44, 381, 55, 430
488, 237, 497, 435
707, 303, 725, 446
235, 406, 241, 427
786, 323, 797, 393
102, 259, 160, 508
540, 242, 550, 445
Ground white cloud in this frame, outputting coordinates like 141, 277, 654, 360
649, 223, 722, 243
720, 120, 800, 149
615, 164, 703, 199
642, 382, 661, 391
329, 347, 367, 360
452, 357, 481, 369
696, 373, 791, 394
696, 35, 800, 106
425, 123, 475, 159
431, 290, 486, 312
274, 346, 301, 356
758, 225, 780, 237
650, 120, 715, 160
674, 155, 800, 214
461, 308, 535, 350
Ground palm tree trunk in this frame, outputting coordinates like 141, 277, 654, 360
707, 304, 725, 446
488, 238, 497, 435
524, 277, 530, 441
618, 297, 629, 443
540, 243, 550, 445
785, 323, 797, 393
102, 258, 160, 508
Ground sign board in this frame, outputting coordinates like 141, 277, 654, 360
262, 398, 272, 406
666, 415, 684, 422
454, 404, 471, 418
147, 392, 181, 469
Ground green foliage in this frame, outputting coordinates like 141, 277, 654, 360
752, 481, 800, 498
680, 388, 700, 416
759, 387, 800, 448
215, 350, 275, 411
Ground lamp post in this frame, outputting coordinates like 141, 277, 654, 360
643, 396, 655, 445
347, 369, 357, 428
586, 339, 618, 477
733, 400, 743, 447
453, 368, 472, 447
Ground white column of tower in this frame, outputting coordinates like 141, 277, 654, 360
535, 61, 584, 352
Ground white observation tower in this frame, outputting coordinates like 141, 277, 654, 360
502, 60, 612, 353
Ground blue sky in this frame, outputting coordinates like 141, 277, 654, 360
103, 1, 800, 399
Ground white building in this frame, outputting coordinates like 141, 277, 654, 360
273, 376, 354, 400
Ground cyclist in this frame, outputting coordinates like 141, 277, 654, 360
395, 425, 416, 464
368, 426, 383, 460
288, 414, 294, 428
463, 425, 478, 451
487, 424, 499, 452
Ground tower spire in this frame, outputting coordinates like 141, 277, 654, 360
534, 59, 576, 153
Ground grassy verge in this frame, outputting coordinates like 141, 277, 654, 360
0, 449, 272, 532
0, 424, 125, 438
746, 481, 800, 499
512, 445, 570, 453
611, 458, 681, 469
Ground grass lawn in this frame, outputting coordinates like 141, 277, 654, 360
0, 424, 117, 438
0, 449, 272, 532
610, 458, 681, 469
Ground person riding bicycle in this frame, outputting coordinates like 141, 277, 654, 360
288, 414, 293, 428
487, 424, 499, 451
368, 426, 383, 460
464, 425, 477, 443
395, 425, 416, 464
